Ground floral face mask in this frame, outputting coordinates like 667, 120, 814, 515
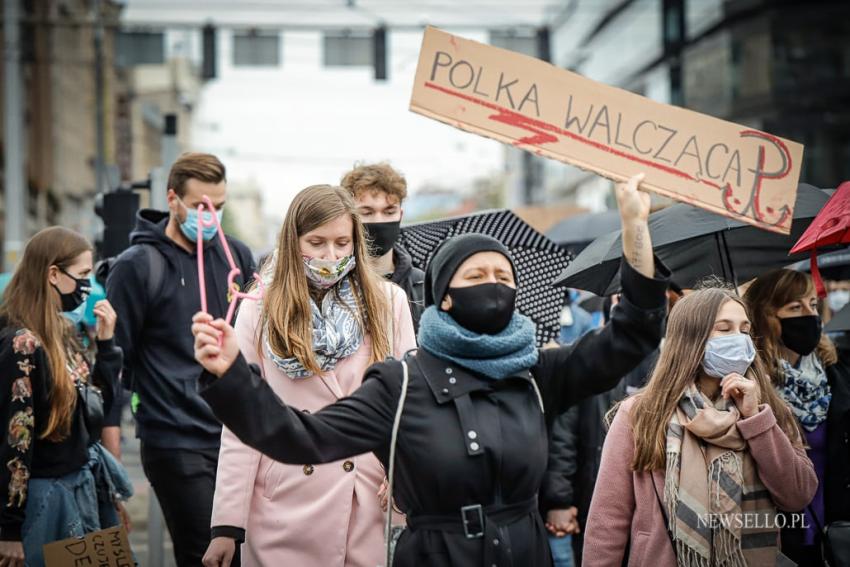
302, 255, 356, 288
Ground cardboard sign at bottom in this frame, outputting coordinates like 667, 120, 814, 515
43, 526, 134, 567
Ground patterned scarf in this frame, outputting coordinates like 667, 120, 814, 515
265, 278, 364, 379
664, 385, 778, 567
778, 354, 831, 432
417, 306, 538, 380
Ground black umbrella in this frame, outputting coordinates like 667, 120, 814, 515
399, 209, 572, 347
788, 248, 850, 281
554, 184, 831, 295
546, 210, 621, 256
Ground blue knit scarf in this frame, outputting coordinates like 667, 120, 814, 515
417, 306, 539, 380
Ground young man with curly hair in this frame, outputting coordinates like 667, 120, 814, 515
341, 162, 425, 333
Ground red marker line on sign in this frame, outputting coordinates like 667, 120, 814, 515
424, 81, 708, 183
423, 82, 782, 197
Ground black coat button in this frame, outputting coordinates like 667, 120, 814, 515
343, 460, 354, 472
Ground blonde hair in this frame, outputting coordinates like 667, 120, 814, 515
619, 288, 802, 471
1, 227, 91, 441
262, 185, 391, 374
340, 162, 408, 204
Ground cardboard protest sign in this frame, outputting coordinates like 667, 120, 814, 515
410, 27, 804, 234
44, 526, 134, 567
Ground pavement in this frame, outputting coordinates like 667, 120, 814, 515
119, 412, 177, 567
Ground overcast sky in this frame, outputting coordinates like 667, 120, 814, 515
121, 1, 571, 214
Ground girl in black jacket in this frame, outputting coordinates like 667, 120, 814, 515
0, 227, 123, 567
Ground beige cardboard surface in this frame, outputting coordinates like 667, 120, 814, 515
410, 27, 804, 234
44, 526, 133, 567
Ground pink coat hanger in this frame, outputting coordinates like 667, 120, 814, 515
196, 195, 264, 326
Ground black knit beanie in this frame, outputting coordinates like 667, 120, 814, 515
424, 233, 516, 307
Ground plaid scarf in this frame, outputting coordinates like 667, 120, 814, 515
664, 385, 778, 566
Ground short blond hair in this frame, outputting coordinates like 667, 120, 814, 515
340, 162, 407, 204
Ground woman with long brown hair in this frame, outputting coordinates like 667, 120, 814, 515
744, 269, 850, 566
583, 287, 816, 566
0, 227, 124, 567
202, 185, 416, 567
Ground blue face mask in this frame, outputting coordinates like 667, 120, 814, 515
179, 201, 223, 242
702, 333, 756, 379
62, 302, 87, 326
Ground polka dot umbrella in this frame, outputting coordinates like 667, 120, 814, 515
399, 209, 573, 347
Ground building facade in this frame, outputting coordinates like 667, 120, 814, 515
513, 0, 850, 210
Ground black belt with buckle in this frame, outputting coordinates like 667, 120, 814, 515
406, 496, 537, 566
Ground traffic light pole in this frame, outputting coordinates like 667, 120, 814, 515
93, 0, 108, 195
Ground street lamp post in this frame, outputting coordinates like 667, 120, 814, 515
3, 0, 25, 272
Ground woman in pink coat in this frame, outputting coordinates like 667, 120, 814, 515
583, 287, 817, 566
202, 185, 416, 567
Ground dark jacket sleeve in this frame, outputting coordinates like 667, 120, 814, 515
0, 332, 46, 541
825, 353, 850, 523
533, 258, 669, 421
199, 355, 397, 464
90, 338, 123, 418
106, 250, 149, 389
229, 237, 256, 282
540, 405, 579, 514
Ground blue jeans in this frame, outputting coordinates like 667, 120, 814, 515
20, 445, 132, 567
22, 466, 100, 567
548, 533, 574, 567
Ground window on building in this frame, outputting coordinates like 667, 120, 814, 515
233, 31, 280, 67
116, 31, 165, 67
323, 31, 373, 67
489, 30, 538, 58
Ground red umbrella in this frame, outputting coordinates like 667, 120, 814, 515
790, 181, 850, 296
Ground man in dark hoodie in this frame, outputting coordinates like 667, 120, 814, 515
341, 162, 425, 333
106, 153, 254, 567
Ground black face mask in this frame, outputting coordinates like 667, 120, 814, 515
52, 269, 92, 313
445, 283, 516, 335
364, 221, 401, 258
780, 315, 822, 356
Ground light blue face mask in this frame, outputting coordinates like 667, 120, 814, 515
702, 333, 756, 379
179, 201, 223, 242
62, 302, 87, 326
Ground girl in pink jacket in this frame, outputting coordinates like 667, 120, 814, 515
583, 287, 817, 566
203, 185, 416, 567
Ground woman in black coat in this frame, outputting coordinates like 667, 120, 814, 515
744, 269, 850, 565
192, 174, 670, 567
